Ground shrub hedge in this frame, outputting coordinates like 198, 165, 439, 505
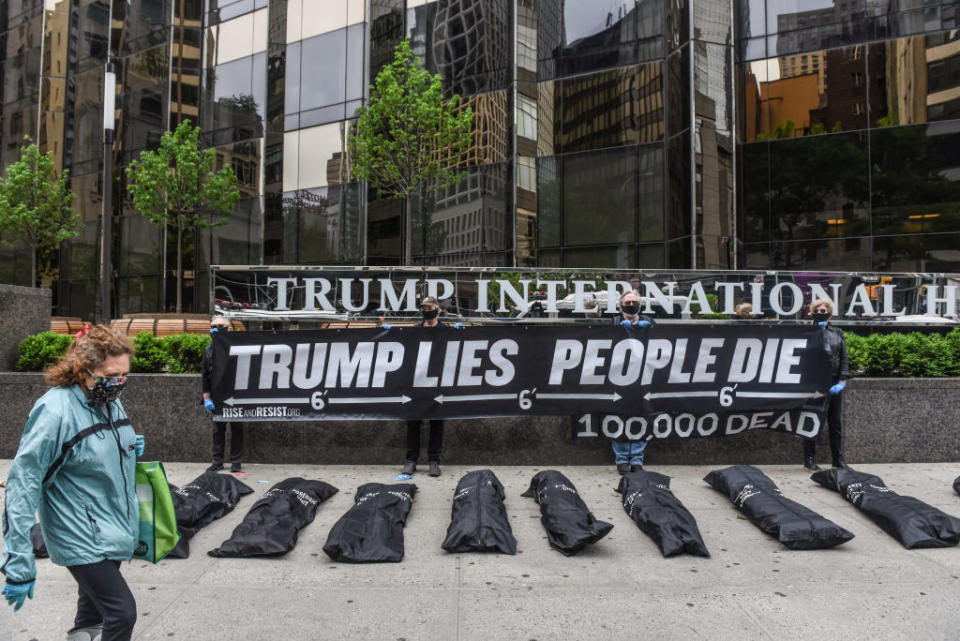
16, 330, 211, 374
13, 327, 960, 378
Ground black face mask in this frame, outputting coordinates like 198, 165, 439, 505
621, 303, 640, 316
86, 371, 127, 404
422, 308, 439, 320
812, 311, 830, 324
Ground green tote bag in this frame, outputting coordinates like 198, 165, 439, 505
134, 461, 180, 562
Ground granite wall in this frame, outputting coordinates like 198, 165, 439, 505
0, 285, 51, 371
1, 373, 958, 465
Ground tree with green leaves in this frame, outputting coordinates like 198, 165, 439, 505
126, 119, 240, 312
349, 38, 473, 264
0, 137, 78, 287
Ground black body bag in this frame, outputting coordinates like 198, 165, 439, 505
442, 469, 517, 555
322, 483, 418, 563
166, 472, 254, 558
521, 470, 613, 556
30, 522, 47, 559
704, 465, 854, 550
616, 471, 710, 558
954, 475, 960, 497
208, 478, 338, 557
812, 467, 960, 549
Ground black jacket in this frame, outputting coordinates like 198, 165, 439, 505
821, 323, 849, 381
201, 342, 215, 396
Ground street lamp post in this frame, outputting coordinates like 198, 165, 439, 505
100, 61, 116, 324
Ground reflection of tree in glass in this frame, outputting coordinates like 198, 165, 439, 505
766, 133, 869, 268
870, 125, 960, 269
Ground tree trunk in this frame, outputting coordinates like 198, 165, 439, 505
30, 245, 37, 288
404, 193, 413, 265
176, 219, 183, 313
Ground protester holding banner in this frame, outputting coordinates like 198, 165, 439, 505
611, 290, 655, 475
803, 298, 849, 472
202, 316, 244, 473
395, 296, 461, 477
2, 325, 143, 641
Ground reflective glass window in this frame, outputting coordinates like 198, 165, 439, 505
694, 43, 732, 136
553, 62, 664, 155
537, 156, 561, 247
65, 68, 105, 167
431, 0, 511, 96
769, 238, 869, 271
289, 0, 348, 43
870, 123, 960, 236
215, 139, 262, 198
638, 143, 664, 242
638, 242, 664, 268
739, 141, 770, 243
667, 131, 691, 239
74, 1, 110, 72
119, 214, 162, 276
744, 45, 867, 141
366, 195, 402, 265
666, 0, 689, 51
564, 245, 635, 268
284, 121, 352, 192
767, 132, 869, 242
370, 0, 404, 80
694, 0, 732, 46
539, 0, 663, 80
119, 0, 170, 56
461, 90, 509, 165
738, 0, 766, 39
874, 233, 960, 273
562, 147, 637, 246
872, 35, 960, 126
666, 45, 689, 137
205, 8, 267, 66
299, 29, 347, 112
202, 52, 266, 144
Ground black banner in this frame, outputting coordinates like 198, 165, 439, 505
210, 326, 832, 429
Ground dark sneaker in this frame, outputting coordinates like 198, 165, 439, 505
832, 456, 848, 469
428, 461, 441, 477
206, 462, 224, 473
401, 460, 416, 475
230, 463, 242, 473
617, 463, 632, 475
803, 457, 822, 472
631, 464, 644, 472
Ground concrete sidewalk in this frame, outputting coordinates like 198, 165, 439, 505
2, 461, 959, 641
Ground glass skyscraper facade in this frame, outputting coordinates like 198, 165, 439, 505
0, 0, 958, 319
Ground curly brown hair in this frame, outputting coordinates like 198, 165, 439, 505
45, 325, 135, 387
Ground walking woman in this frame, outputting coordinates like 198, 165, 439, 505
2, 324, 144, 641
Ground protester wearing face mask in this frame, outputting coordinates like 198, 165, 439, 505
2, 325, 143, 641
803, 298, 849, 472
612, 290, 655, 475
201, 316, 244, 472
382, 296, 463, 477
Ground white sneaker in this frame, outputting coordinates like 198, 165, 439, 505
66, 624, 103, 641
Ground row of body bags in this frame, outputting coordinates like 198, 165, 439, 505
30, 469, 960, 562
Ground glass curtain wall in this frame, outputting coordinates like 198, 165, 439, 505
737, 0, 960, 272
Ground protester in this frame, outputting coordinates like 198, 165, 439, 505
2, 324, 143, 641
612, 290, 655, 475
383, 296, 463, 477
202, 316, 244, 472
803, 298, 849, 471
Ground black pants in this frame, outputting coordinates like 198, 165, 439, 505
67, 560, 136, 641
406, 420, 444, 463
212, 421, 244, 465
804, 392, 843, 463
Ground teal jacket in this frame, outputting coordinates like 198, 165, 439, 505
2, 385, 139, 584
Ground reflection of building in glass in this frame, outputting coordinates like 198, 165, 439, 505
433, 0, 510, 96
779, 51, 825, 93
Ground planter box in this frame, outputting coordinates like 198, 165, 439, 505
1, 373, 958, 465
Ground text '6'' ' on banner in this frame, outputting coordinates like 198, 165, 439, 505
210, 325, 833, 439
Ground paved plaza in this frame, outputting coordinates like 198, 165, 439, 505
2, 461, 959, 641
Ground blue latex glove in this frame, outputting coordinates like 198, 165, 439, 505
619, 319, 633, 327
380, 323, 392, 330
454, 323, 464, 329
204, 398, 215, 413
637, 320, 651, 328
135, 435, 145, 458
829, 381, 846, 395
3, 581, 34, 612
818, 321, 827, 328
